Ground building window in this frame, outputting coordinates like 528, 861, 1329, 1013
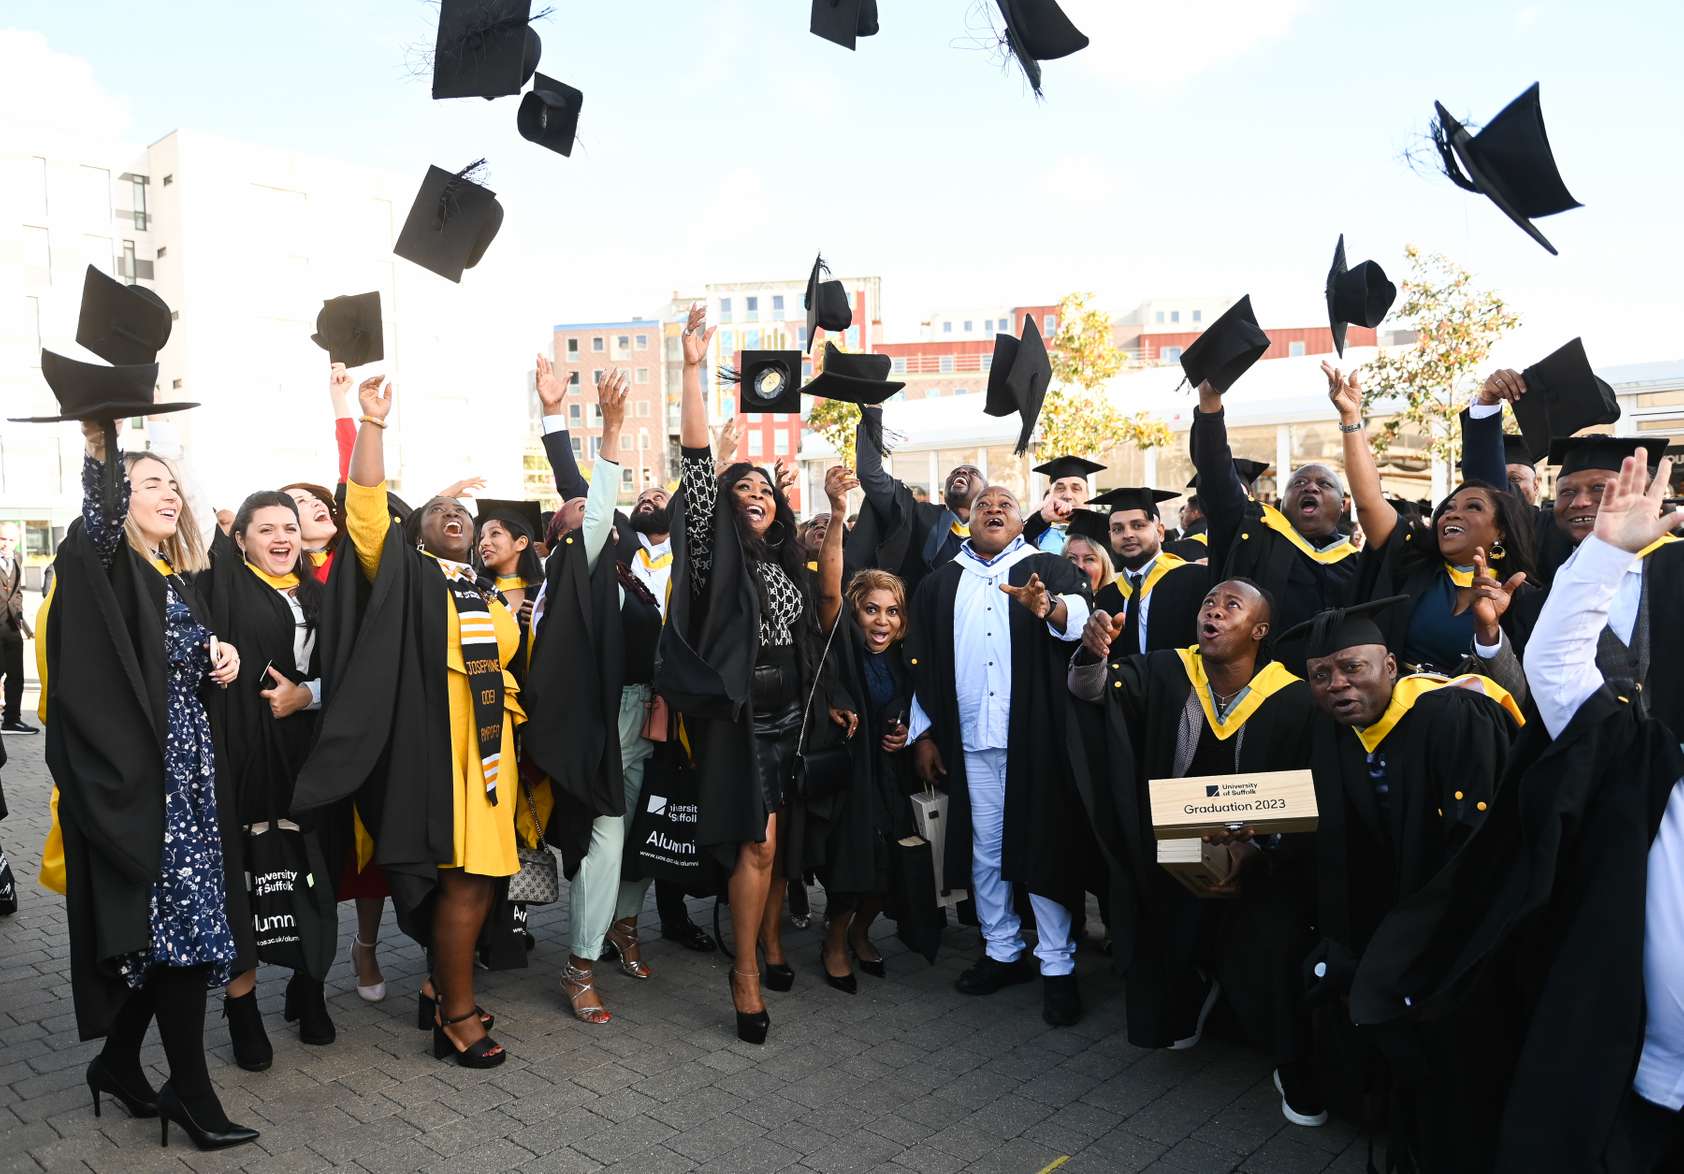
570, 437, 582, 456
635, 401, 651, 417
802, 359, 814, 380
746, 296, 758, 317
1162, 346, 1183, 362
592, 369, 603, 386
588, 437, 601, 459
1044, 314, 1057, 334
21, 226, 50, 287
569, 403, 582, 423
963, 320, 974, 332
797, 326, 808, 348
1289, 341, 1306, 357
846, 326, 859, 349
980, 354, 993, 371
1192, 310, 1203, 323
747, 432, 764, 456
1170, 310, 1180, 323
744, 330, 761, 350
636, 334, 648, 348
942, 321, 953, 334
634, 368, 648, 384
617, 335, 630, 351
82, 234, 114, 276
620, 434, 633, 451
171, 378, 183, 389
155, 245, 167, 257
891, 357, 907, 374
119, 239, 138, 279
592, 336, 604, 352
567, 370, 580, 387
1000, 314, 1013, 333
772, 294, 784, 315
639, 431, 651, 451
774, 431, 791, 455
567, 338, 578, 357
162, 174, 173, 186
1155, 310, 1165, 324
952, 386, 969, 397
939, 356, 954, 374
719, 297, 733, 322
622, 467, 634, 488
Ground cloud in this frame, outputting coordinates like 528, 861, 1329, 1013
0, 29, 132, 137
1063, 0, 1310, 87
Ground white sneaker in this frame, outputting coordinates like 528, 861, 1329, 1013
1274, 1067, 1329, 1127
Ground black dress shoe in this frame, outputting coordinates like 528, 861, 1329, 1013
820, 946, 857, 995
954, 954, 1035, 996
1, 720, 38, 734
157, 1084, 259, 1151
1041, 974, 1082, 1026
86, 1055, 159, 1119
763, 962, 795, 992
221, 991, 272, 1072
661, 920, 717, 953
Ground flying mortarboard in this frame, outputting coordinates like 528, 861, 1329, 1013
518, 73, 583, 157
994, 0, 1089, 97
1179, 295, 1269, 394
804, 254, 852, 351
1064, 508, 1110, 547
431, 0, 543, 100
1548, 435, 1671, 479
1325, 235, 1396, 358
474, 497, 543, 540
810, 0, 879, 49
75, 265, 172, 366
1088, 487, 1178, 518
1035, 456, 1105, 483
1512, 337, 1620, 464
1274, 595, 1412, 673
1187, 458, 1271, 491
986, 316, 1051, 455
9, 350, 187, 423
799, 342, 904, 405
1431, 83, 1581, 255
393, 161, 504, 283
311, 291, 384, 368
722, 350, 804, 415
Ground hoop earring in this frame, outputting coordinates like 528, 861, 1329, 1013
763, 519, 787, 548
1489, 541, 1506, 561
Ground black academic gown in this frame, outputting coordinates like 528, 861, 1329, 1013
45, 520, 252, 1039
904, 551, 1094, 907
1094, 560, 1209, 655
1162, 525, 1209, 563
1067, 649, 1314, 1054
1350, 688, 1684, 1174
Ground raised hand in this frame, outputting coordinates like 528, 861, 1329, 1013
773, 458, 798, 498
1323, 361, 1362, 424
358, 375, 394, 422
713, 415, 742, 470
1479, 368, 1527, 406
536, 353, 566, 414
681, 303, 715, 367
597, 368, 630, 432
1082, 608, 1122, 661
1039, 492, 1073, 526
824, 465, 859, 511
436, 476, 486, 500
329, 362, 354, 414
1469, 548, 1526, 644
1592, 451, 1684, 554
1000, 572, 1052, 619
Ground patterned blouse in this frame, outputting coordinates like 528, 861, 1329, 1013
680, 447, 803, 648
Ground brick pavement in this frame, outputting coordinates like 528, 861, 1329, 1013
0, 673, 1376, 1173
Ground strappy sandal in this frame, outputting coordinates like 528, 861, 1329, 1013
604, 921, 652, 980
431, 1009, 506, 1068
561, 964, 612, 1025
416, 981, 493, 1032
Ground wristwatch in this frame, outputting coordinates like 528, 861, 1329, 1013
1338, 420, 1364, 434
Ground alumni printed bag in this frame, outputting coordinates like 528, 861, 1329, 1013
623, 750, 703, 887
244, 819, 337, 980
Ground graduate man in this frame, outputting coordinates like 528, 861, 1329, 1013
848, 405, 985, 595
1067, 579, 1319, 1125
1088, 487, 1207, 654
1281, 597, 1522, 1168
1023, 456, 1106, 555
906, 485, 1093, 1026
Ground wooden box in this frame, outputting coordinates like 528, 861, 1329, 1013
1149, 769, 1318, 838
1157, 838, 1238, 898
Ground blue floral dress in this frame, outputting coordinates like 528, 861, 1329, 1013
83, 456, 237, 988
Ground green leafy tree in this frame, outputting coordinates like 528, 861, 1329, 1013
1039, 292, 1170, 457
805, 399, 860, 469
1359, 246, 1520, 465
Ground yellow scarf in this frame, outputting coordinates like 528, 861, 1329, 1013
1174, 647, 1301, 741
1637, 534, 1681, 561
1354, 672, 1524, 753
1112, 551, 1186, 601
1441, 563, 1488, 589
494, 574, 533, 594
1189, 531, 1209, 546
246, 564, 300, 591
636, 546, 673, 572
307, 550, 330, 567
1256, 503, 1357, 565
950, 519, 970, 539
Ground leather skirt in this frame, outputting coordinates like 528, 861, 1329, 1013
750, 646, 802, 812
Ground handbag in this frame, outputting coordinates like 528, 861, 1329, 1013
623, 748, 704, 886
244, 818, 338, 979
640, 692, 671, 742
793, 614, 853, 802
507, 777, 560, 906
0, 845, 16, 916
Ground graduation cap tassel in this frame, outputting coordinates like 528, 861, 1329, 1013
436, 158, 488, 229
860, 408, 889, 457
1429, 116, 1479, 193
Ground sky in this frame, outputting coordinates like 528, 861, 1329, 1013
4, 0, 1683, 381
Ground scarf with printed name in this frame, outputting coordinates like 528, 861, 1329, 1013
444, 569, 505, 806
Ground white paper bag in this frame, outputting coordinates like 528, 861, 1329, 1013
910, 788, 967, 910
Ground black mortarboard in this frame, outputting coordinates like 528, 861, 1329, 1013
1432, 83, 1581, 255
1187, 458, 1271, 491
1179, 295, 1269, 393
311, 291, 384, 368
1548, 435, 1671, 479
393, 162, 504, 283
1275, 595, 1411, 672
800, 343, 904, 405
1035, 456, 1105, 483
810, 0, 879, 49
994, 0, 1089, 97
432, 0, 542, 100
1502, 434, 1535, 467
75, 265, 172, 366
474, 497, 542, 540
804, 255, 852, 351
723, 350, 804, 415
1325, 235, 1396, 358
1512, 337, 1620, 463
518, 73, 582, 157
985, 317, 1051, 455
1064, 509, 1110, 547
10, 350, 193, 423
1089, 487, 1178, 518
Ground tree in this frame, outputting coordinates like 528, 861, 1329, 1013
805, 397, 860, 469
1359, 246, 1520, 466
1038, 291, 1171, 458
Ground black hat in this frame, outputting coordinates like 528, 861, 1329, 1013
1325, 236, 1396, 358
985, 316, 1051, 455
1548, 435, 1671, 479
432, 0, 541, 100
1432, 83, 1581, 255
75, 266, 172, 366
10, 350, 193, 424
311, 291, 384, 368
811, 0, 878, 49
804, 255, 852, 351
474, 497, 542, 540
1064, 508, 1110, 547
393, 162, 504, 283
1502, 433, 1535, 468
1187, 458, 1271, 491
517, 74, 582, 157
723, 350, 803, 415
1035, 456, 1104, 483
1275, 595, 1411, 672
800, 342, 904, 405
1512, 337, 1620, 463
994, 0, 1089, 97
1089, 487, 1178, 518
1179, 295, 1269, 394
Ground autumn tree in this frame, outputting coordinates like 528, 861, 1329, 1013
805, 397, 860, 469
1359, 246, 1520, 465
1038, 291, 1170, 458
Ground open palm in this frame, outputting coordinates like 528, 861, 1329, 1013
1593, 450, 1684, 553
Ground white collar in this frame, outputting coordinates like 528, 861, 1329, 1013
958, 535, 1032, 577
638, 532, 671, 556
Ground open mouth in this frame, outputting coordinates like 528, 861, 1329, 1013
443, 519, 464, 537
1331, 696, 1363, 717
982, 515, 1007, 531
157, 507, 178, 522
1200, 620, 1220, 639
1297, 499, 1319, 516
267, 544, 292, 560
744, 504, 767, 524
1568, 513, 1596, 528
1440, 523, 1465, 539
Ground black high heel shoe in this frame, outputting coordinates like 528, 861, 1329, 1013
432, 1009, 507, 1068
157, 1083, 259, 1151
729, 969, 770, 1045
760, 945, 795, 992
221, 990, 272, 1073
850, 944, 886, 979
86, 1055, 158, 1119
820, 945, 857, 995
282, 973, 336, 1045
416, 984, 494, 1032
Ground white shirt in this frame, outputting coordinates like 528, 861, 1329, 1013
1120, 552, 1161, 655
1524, 535, 1684, 1110
908, 536, 1088, 751
528, 449, 619, 630
632, 532, 674, 618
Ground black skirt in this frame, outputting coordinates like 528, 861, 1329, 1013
751, 645, 803, 813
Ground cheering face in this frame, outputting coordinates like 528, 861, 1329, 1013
1109, 508, 1164, 569
127, 456, 183, 547
1555, 468, 1617, 544
1063, 536, 1108, 594
1305, 644, 1397, 728
1195, 579, 1270, 661
1434, 487, 1500, 564
1281, 464, 1343, 541
804, 513, 832, 555
854, 588, 905, 653
631, 487, 671, 535
943, 464, 984, 512
731, 469, 777, 537
239, 505, 302, 578
419, 496, 474, 562
968, 487, 1024, 556
1507, 463, 1539, 506
287, 487, 337, 545
477, 519, 528, 576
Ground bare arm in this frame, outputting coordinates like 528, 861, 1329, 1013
1325, 361, 1396, 550
817, 465, 858, 631
345, 377, 395, 581
678, 303, 716, 449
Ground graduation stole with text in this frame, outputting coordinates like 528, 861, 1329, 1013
1112, 551, 1187, 601
445, 574, 506, 806
1257, 503, 1357, 565
1354, 672, 1523, 753
1174, 646, 1300, 740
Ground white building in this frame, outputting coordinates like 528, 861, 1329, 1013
917, 306, 1018, 341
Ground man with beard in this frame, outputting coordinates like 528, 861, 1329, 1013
906, 486, 1094, 1025
1086, 487, 1206, 654
1024, 457, 1106, 555
624, 486, 676, 603
849, 405, 986, 594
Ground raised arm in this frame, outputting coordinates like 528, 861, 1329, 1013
1326, 361, 1396, 550
1459, 369, 1515, 491
817, 465, 859, 631
1189, 381, 1249, 567
854, 407, 899, 516
583, 369, 628, 570
536, 351, 589, 500
679, 303, 715, 450
79, 421, 128, 568
330, 362, 356, 484
345, 376, 395, 581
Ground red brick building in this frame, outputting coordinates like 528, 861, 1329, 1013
538, 319, 668, 502
1133, 324, 1376, 366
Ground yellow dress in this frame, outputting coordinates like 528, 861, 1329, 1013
346, 479, 525, 877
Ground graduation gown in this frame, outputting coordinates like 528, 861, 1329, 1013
1162, 524, 1209, 563
904, 551, 1094, 905
1350, 687, 1684, 1174
1093, 555, 1209, 655
843, 481, 966, 603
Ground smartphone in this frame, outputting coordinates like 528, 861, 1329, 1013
254, 660, 275, 694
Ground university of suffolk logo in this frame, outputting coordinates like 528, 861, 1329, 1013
648, 794, 668, 816
1205, 785, 1220, 797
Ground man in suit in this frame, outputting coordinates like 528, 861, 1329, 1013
0, 524, 35, 734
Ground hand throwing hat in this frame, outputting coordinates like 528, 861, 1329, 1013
1431, 83, 1581, 255
1325, 236, 1396, 357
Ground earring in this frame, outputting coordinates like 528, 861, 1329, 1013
1489, 541, 1506, 561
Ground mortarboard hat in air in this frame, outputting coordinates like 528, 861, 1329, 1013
1512, 337, 1620, 463
1064, 508, 1110, 547
1274, 595, 1411, 674
518, 74, 583, 157
311, 291, 384, 368
986, 316, 1051, 455
1035, 456, 1105, 483
1431, 83, 1581, 255
1187, 458, 1271, 491
432, 0, 542, 100
393, 161, 504, 283
1179, 295, 1269, 394
473, 497, 543, 541
723, 350, 804, 415
10, 350, 190, 423
799, 342, 903, 405
994, 0, 1089, 97
1325, 235, 1396, 357
804, 254, 852, 351
1088, 487, 1178, 518
1548, 435, 1671, 479
811, 0, 878, 49
75, 265, 172, 366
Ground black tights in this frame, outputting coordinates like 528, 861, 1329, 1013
101, 966, 228, 1126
